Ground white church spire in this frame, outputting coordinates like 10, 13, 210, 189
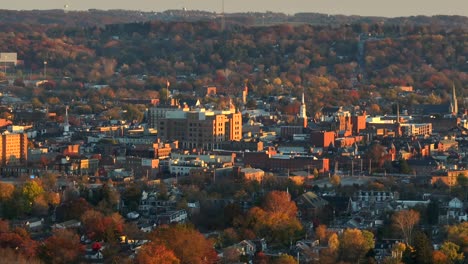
298, 91, 307, 128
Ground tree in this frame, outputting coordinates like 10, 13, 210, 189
330, 175, 341, 186
432, 250, 448, 264
338, 228, 374, 263
367, 143, 386, 169
457, 174, 468, 200
222, 247, 241, 264
272, 254, 297, 264
0, 182, 14, 201
426, 199, 439, 225
0, 220, 38, 258
0, 248, 42, 264
262, 191, 297, 218
399, 159, 411, 174
80, 209, 124, 242
328, 233, 340, 253
148, 225, 217, 264
98, 183, 120, 213
315, 224, 328, 244
392, 210, 420, 246
21, 181, 44, 205
412, 231, 433, 264
243, 191, 303, 245
136, 242, 180, 264
39, 229, 84, 264
446, 222, 468, 254
122, 184, 142, 212
439, 241, 464, 264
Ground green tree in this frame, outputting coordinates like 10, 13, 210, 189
122, 184, 142, 212
412, 231, 433, 264
457, 174, 468, 200
426, 199, 439, 225
22, 181, 44, 203
399, 159, 412, 174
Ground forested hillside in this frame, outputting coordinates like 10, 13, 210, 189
0, 10, 466, 114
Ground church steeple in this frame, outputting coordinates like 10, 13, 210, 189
63, 105, 70, 134
299, 91, 307, 128
451, 83, 458, 115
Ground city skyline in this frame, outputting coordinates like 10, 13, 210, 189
2, 0, 467, 17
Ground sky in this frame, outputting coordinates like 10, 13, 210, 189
2, 0, 467, 17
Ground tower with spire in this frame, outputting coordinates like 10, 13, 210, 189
298, 91, 307, 128
450, 83, 458, 115
63, 105, 70, 135
395, 102, 402, 137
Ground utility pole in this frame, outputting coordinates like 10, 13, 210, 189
369, 159, 372, 175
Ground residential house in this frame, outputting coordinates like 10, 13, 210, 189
296, 192, 329, 220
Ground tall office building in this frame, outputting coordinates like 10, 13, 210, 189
0, 132, 28, 165
157, 103, 242, 150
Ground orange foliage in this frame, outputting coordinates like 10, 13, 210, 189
137, 242, 180, 264
40, 229, 84, 264
432, 250, 448, 264
149, 225, 217, 264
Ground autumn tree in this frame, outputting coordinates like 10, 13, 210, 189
0, 220, 38, 258
148, 224, 217, 264
136, 242, 180, 264
392, 209, 420, 246
55, 197, 91, 222
315, 224, 328, 245
39, 229, 84, 264
338, 228, 375, 263
0, 248, 42, 264
330, 175, 341, 186
446, 221, 468, 254
432, 250, 449, 264
80, 209, 124, 242
367, 142, 386, 169
243, 191, 302, 245
0, 182, 14, 201
438, 241, 464, 264
272, 254, 297, 264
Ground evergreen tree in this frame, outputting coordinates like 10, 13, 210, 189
413, 231, 433, 264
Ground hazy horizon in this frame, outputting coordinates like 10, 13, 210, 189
1, 0, 467, 17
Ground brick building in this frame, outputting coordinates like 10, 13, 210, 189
0, 132, 28, 165
157, 105, 242, 150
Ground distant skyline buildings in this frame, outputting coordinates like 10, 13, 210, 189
2, 0, 467, 17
